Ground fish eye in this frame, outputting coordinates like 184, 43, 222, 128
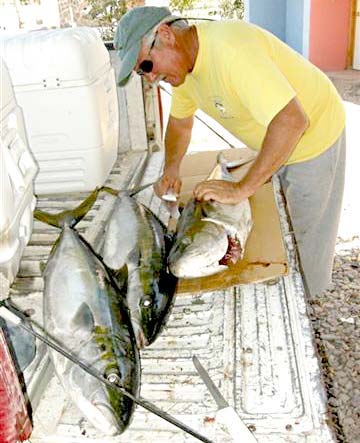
143, 299, 152, 307
107, 373, 120, 385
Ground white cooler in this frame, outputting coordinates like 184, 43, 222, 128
0, 58, 38, 290
0, 27, 119, 194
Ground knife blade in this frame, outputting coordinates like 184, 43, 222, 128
193, 355, 228, 409
192, 356, 258, 443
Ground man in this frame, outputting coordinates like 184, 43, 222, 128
114, 6, 346, 298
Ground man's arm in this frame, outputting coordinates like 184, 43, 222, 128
194, 97, 309, 203
154, 114, 194, 198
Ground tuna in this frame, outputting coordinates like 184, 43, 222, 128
100, 193, 177, 349
168, 154, 253, 278
34, 190, 140, 436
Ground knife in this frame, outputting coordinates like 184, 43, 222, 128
192, 356, 258, 443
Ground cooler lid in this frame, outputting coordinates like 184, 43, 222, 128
0, 57, 15, 111
0, 27, 110, 87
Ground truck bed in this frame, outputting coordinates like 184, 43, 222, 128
9, 150, 335, 443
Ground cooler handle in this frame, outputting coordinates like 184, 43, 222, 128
1, 131, 38, 192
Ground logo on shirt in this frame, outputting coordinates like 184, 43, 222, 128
212, 97, 233, 119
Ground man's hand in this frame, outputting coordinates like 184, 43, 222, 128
193, 180, 249, 204
154, 169, 182, 200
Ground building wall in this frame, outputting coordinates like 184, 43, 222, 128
309, 0, 352, 70
247, 0, 307, 56
286, 0, 305, 54
150, 0, 353, 70
247, 0, 286, 41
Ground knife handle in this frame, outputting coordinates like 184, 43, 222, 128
216, 407, 258, 443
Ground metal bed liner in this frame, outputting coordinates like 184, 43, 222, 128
9, 150, 335, 443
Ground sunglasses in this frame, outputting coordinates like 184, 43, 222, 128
136, 33, 157, 76
137, 59, 153, 76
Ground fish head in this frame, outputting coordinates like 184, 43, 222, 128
67, 361, 133, 435
137, 271, 177, 346
169, 220, 229, 278
57, 303, 136, 435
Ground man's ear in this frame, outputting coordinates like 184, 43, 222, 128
157, 23, 176, 47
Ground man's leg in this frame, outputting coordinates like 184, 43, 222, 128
277, 131, 346, 297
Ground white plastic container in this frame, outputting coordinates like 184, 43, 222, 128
0, 27, 119, 194
0, 58, 38, 289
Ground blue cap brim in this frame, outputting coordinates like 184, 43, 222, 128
117, 40, 141, 87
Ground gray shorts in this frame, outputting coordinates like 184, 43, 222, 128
277, 130, 346, 297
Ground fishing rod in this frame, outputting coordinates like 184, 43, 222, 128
0, 300, 214, 443
159, 84, 237, 149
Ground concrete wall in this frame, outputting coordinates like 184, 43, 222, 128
285, 0, 305, 54
247, 0, 307, 56
247, 0, 286, 41
309, 0, 352, 70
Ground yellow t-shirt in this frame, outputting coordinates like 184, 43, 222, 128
170, 21, 345, 164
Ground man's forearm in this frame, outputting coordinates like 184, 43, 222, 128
238, 97, 309, 197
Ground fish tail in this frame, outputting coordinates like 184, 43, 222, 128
34, 188, 102, 228
101, 183, 155, 198
216, 152, 231, 175
33, 208, 62, 228
216, 152, 227, 167
71, 188, 103, 226
101, 186, 119, 197
102, 185, 139, 198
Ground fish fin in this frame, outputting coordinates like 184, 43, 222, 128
34, 188, 101, 228
112, 264, 128, 292
216, 152, 225, 165
217, 152, 234, 181
206, 163, 224, 181
71, 302, 95, 331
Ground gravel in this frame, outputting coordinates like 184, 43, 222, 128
307, 245, 360, 443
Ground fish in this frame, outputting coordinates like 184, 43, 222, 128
168, 154, 253, 278
34, 189, 140, 436
99, 192, 177, 349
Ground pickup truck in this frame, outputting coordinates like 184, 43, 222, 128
1, 41, 336, 443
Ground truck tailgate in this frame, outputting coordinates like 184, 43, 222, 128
9, 151, 335, 443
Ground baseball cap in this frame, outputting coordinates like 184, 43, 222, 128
114, 6, 180, 86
